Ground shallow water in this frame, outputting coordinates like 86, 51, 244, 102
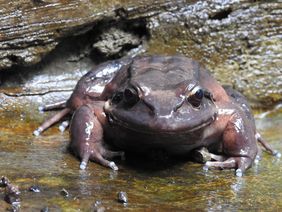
0, 107, 281, 211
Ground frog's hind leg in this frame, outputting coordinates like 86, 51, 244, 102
38, 100, 67, 112
33, 108, 71, 136
205, 114, 257, 176
205, 156, 253, 177
256, 133, 281, 157
70, 104, 122, 171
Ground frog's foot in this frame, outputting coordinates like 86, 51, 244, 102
78, 144, 123, 171
59, 121, 70, 132
90, 148, 124, 171
192, 147, 226, 163
204, 156, 252, 177
33, 108, 71, 136
256, 133, 281, 157
38, 100, 67, 112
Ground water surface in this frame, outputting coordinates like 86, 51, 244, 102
0, 107, 281, 211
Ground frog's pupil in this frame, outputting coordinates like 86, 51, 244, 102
112, 92, 123, 103
124, 89, 134, 99
124, 88, 139, 106
195, 89, 203, 99
187, 88, 203, 108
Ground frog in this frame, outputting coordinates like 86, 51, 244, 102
33, 55, 279, 176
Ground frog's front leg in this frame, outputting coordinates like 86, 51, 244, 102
205, 113, 257, 177
70, 104, 123, 170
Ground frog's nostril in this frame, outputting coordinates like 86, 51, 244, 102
142, 99, 155, 115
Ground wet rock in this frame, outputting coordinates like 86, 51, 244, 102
92, 200, 105, 212
0, 176, 10, 187
92, 25, 144, 58
60, 188, 69, 197
1, 177, 21, 207
147, 0, 282, 107
117, 191, 128, 203
29, 185, 41, 193
4, 193, 20, 206
6, 204, 20, 212
0, 0, 280, 109
40, 206, 49, 212
0, 0, 181, 69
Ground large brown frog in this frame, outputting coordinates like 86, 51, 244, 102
34, 55, 279, 176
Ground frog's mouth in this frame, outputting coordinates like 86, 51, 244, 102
105, 101, 218, 134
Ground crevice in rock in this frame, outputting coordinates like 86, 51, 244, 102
209, 8, 232, 20
90, 18, 149, 62
0, 17, 150, 96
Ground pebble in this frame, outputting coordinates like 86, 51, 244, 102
117, 191, 128, 203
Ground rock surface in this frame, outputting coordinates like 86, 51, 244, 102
147, 0, 282, 107
0, 0, 281, 107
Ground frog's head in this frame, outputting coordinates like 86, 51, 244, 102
104, 56, 217, 134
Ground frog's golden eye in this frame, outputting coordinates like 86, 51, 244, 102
123, 87, 139, 106
187, 86, 204, 108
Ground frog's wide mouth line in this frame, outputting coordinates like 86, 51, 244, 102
108, 112, 217, 135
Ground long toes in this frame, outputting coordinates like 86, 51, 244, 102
93, 153, 119, 171
205, 160, 236, 170
103, 150, 125, 160
273, 150, 281, 158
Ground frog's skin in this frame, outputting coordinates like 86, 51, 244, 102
34, 55, 279, 176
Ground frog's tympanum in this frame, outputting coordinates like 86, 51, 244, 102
34, 55, 279, 176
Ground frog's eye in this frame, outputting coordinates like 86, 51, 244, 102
187, 86, 204, 108
123, 87, 139, 106
112, 92, 123, 104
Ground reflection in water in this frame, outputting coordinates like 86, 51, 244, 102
0, 108, 281, 211
231, 177, 245, 193
78, 169, 92, 196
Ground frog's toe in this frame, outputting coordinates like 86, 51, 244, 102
273, 150, 281, 158
235, 168, 243, 177
91, 152, 119, 171
33, 127, 43, 136
59, 121, 69, 132
109, 161, 119, 171
80, 161, 88, 170
203, 165, 209, 172
254, 155, 261, 164
38, 106, 45, 112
